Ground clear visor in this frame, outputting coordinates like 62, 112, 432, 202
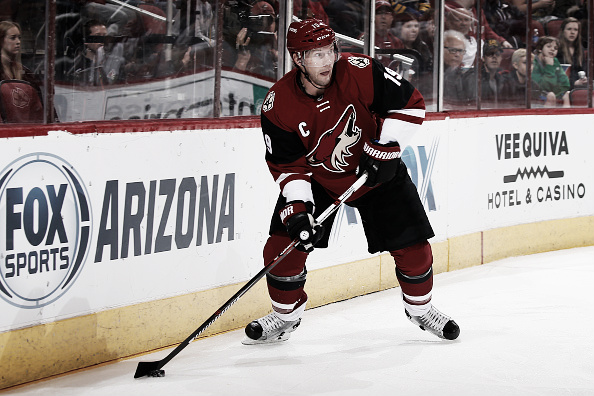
301, 44, 339, 68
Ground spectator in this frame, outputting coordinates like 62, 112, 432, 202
532, 36, 571, 107
223, 0, 278, 80
0, 20, 58, 122
78, 0, 139, 37
169, 44, 211, 77
392, 12, 433, 96
390, 0, 432, 19
442, 29, 473, 107
556, 17, 587, 89
194, 0, 215, 39
483, 0, 526, 48
443, 30, 466, 70
170, 0, 214, 42
167, 0, 215, 76
445, 7, 479, 68
510, 0, 556, 22
0, 21, 38, 83
323, 0, 365, 39
294, 0, 330, 25
475, 39, 509, 107
393, 13, 433, 72
446, 0, 513, 48
419, 12, 435, 54
558, 1, 587, 20
358, 1, 404, 69
68, 19, 127, 86
502, 48, 549, 106
551, 0, 585, 19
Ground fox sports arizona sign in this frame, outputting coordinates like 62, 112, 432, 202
0, 153, 91, 308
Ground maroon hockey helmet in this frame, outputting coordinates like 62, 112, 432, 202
287, 18, 335, 54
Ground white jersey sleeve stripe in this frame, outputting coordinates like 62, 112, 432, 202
378, 117, 423, 145
388, 108, 426, 118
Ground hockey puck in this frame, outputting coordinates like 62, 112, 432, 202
148, 369, 165, 377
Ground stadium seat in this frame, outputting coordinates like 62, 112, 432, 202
532, 20, 545, 38
138, 4, 167, 35
545, 19, 564, 37
0, 79, 44, 123
569, 88, 592, 107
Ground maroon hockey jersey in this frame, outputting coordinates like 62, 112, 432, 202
260, 53, 425, 204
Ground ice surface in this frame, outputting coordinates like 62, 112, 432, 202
9, 247, 594, 396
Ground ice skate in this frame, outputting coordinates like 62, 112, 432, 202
406, 305, 460, 340
242, 311, 301, 345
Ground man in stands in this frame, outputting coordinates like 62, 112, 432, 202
475, 39, 509, 107
243, 18, 460, 344
68, 19, 126, 86
373, 0, 404, 68
442, 29, 474, 107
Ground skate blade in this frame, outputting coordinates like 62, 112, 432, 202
241, 332, 291, 345
409, 318, 451, 340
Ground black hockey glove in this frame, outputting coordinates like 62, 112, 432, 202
357, 139, 402, 187
279, 201, 325, 253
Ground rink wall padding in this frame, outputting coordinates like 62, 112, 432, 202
1, 110, 594, 389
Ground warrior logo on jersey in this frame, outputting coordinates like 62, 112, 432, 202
262, 91, 275, 112
306, 105, 361, 173
348, 56, 370, 69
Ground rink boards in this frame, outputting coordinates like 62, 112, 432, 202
1, 112, 593, 389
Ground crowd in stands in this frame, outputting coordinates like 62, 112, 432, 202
0, 0, 590, 121
276, 0, 587, 109
51, 0, 216, 85
441, 0, 588, 108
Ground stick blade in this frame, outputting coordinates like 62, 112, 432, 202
134, 361, 162, 378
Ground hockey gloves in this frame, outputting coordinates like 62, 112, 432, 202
357, 139, 402, 187
280, 201, 324, 253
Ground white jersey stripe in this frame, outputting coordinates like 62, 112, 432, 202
378, 118, 423, 144
387, 108, 426, 118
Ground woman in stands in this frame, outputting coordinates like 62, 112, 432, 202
392, 12, 433, 97
0, 21, 37, 83
0, 20, 51, 123
393, 13, 433, 73
556, 17, 587, 90
1, 20, 58, 122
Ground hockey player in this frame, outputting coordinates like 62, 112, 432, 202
243, 18, 460, 344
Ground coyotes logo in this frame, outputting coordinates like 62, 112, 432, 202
11, 86, 31, 108
262, 90, 275, 112
306, 105, 361, 172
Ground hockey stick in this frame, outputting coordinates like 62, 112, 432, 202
134, 172, 368, 378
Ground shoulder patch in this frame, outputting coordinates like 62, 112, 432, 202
347, 56, 370, 69
262, 90, 275, 112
